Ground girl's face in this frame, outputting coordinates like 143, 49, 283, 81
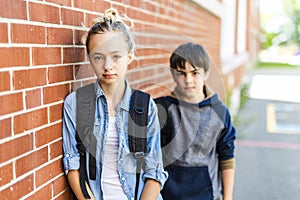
88, 32, 133, 87
171, 62, 208, 103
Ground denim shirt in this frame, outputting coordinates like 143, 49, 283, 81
62, 80, 168, 200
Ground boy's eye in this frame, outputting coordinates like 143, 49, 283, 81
176, 71, 185, 76
193, 71, 200, 75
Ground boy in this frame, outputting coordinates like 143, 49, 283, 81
155, 42, 236, 200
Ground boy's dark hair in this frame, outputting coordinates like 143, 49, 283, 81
170, 42, 210, 72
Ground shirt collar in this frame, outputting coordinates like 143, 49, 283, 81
94, 79, 132, 112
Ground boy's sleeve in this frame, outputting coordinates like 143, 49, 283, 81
216, 108, 237, 163
220, 158, 235, 170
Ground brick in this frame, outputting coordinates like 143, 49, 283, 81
14, 108, 48, 134
74, 29, 87, 45
32, 47, 61, 66
0, 92, 23, 116
0, 163, 13, 187
0, 175, 34, 200
85, 13, 101, 28
45, 0, 72, 6
75, 64, 95, 79
0, 47, 30, 68
43, 84, 69, 104
47, 27, 73, 45
50, 103, 63, 123
127, 0, 140, 8
0, 23, 8, 43
29, 2, 60, 24
63, 47, 86, 64
53, 175, 68, 196
54, 189, 72, 200
0, 0, 27, 20
16, 147, 48, 177
138, 57, 168, 67
48, 65, 74, 84
109, 4, 126, 15
144, 1, 159, 13
0, 117, 12, 139
26, 89, 42, 109
0, 71, 10, 92
128, 59, 138, 70
11, 24, 45, 44
0, 134, 33, 163
94, 1, 111, 13
61, 8, 84, 26
135, 48, 170, 57
35, 158, 63, 187
14, 68, 46, 90
74, 0, 94, 11
26, 184, 52, 200
35, 122, 62, 148
50, 139, 62, 160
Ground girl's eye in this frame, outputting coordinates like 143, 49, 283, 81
94, 56, 104, 61
193, 71, 200, 76
112, 55, 122, 61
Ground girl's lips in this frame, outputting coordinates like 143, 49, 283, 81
103, 74, 116, 78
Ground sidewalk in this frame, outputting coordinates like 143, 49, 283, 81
233, 67, 300, 199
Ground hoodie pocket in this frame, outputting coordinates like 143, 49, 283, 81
162, 165, 213, 200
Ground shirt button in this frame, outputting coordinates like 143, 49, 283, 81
121, 177, 125, 181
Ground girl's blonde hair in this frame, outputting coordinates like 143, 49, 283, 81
82, 8, 135, 54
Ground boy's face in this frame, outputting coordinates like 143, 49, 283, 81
171, 62, 208, 103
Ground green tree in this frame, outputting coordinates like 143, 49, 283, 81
282, 0, 300, 49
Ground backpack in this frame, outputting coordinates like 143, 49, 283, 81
154, 96, 176, 169
75, 83, 150, 200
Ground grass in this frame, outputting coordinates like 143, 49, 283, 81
255, 61, 297, 69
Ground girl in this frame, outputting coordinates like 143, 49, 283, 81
62, 8, 168, 200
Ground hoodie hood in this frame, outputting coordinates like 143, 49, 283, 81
168, 84, 222, 108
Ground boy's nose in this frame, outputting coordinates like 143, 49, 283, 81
185, 73, 193, 83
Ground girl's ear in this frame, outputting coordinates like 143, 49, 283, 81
127, 51, 134, 64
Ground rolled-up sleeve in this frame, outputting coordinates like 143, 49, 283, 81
62, 92, 80, 175
142, 99, 168, 188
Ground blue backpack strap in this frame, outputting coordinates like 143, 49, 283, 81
128, 90, 150, 200
76, 83, 97, 199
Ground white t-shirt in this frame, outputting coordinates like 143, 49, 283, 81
101, 117, 127, 200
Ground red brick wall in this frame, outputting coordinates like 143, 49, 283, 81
0, 0, 221, 199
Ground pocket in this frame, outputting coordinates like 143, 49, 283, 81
161, 165, 213, 200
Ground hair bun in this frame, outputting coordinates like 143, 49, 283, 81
104, 8, 122, 23
90, 8, 122, 26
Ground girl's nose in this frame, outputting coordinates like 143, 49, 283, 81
104, 57, 114, 69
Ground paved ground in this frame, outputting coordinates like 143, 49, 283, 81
233, 68, 300, 200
